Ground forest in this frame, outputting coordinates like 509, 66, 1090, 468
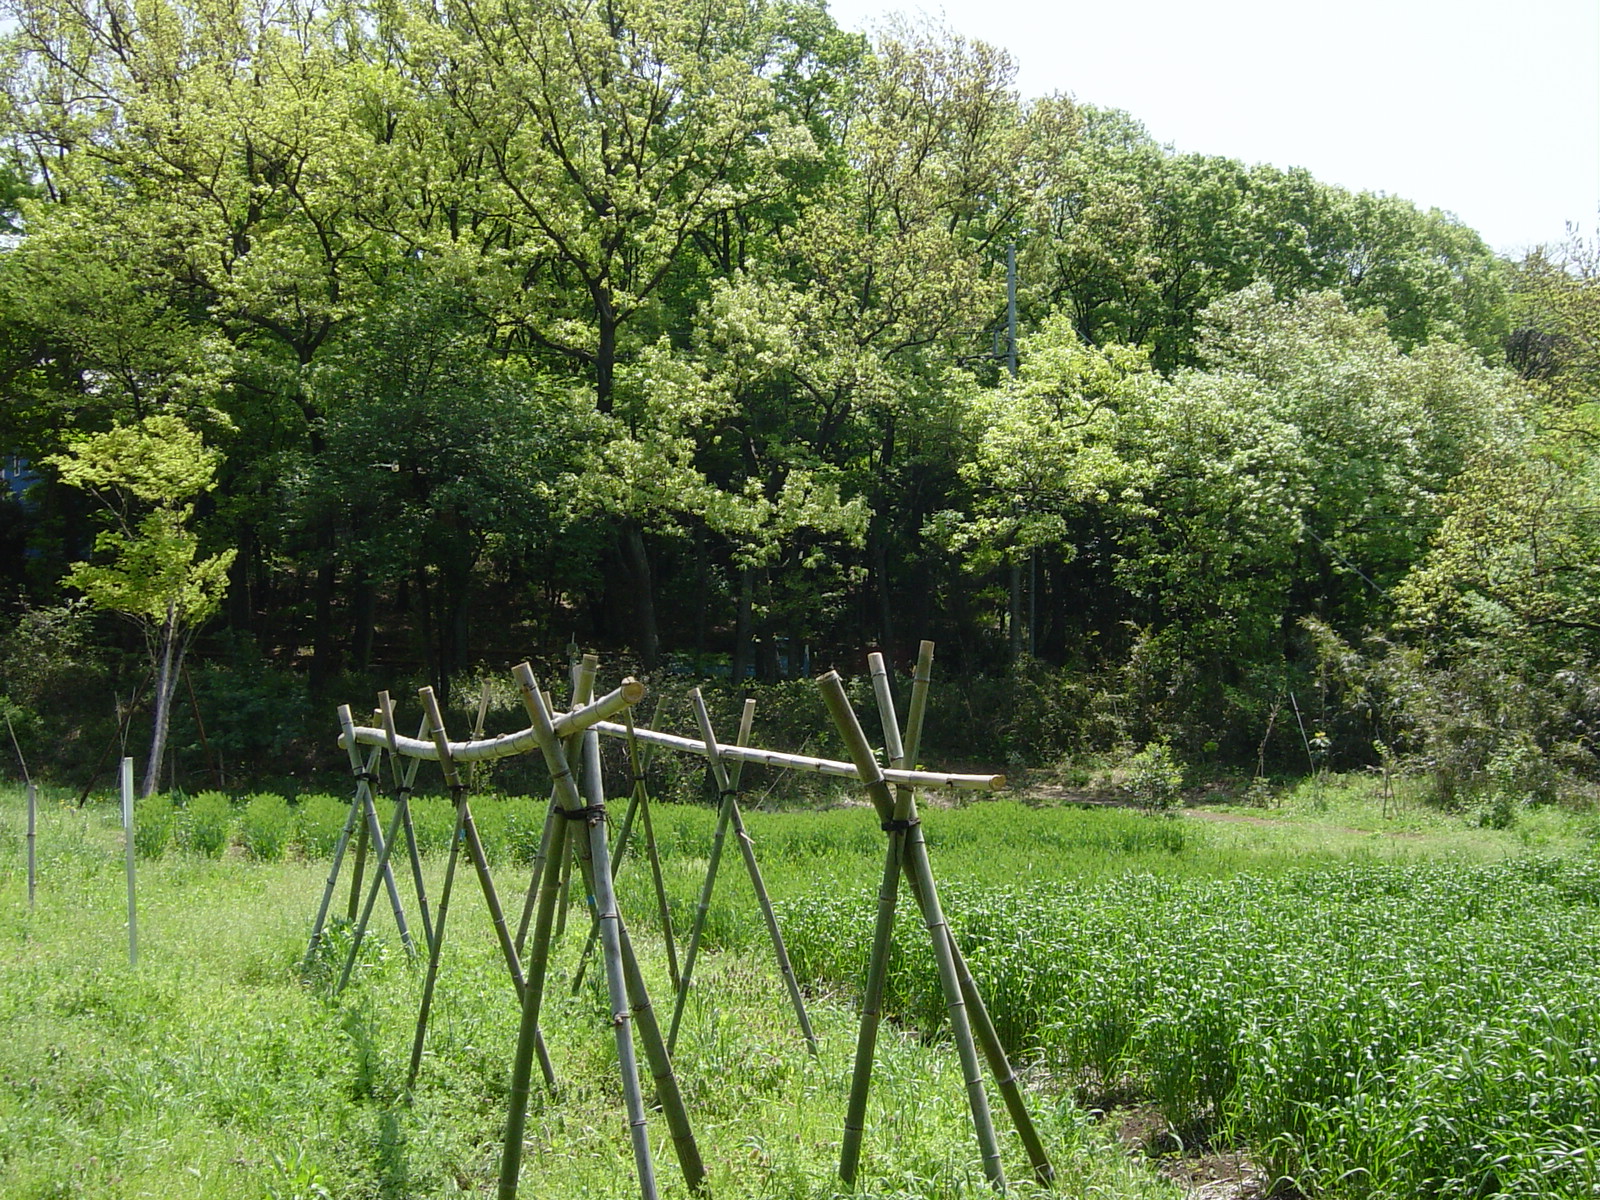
0, 0, 1596, 802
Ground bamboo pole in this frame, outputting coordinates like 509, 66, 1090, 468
589, 706, 707, 1198
380, 695, 433, 951
419, 687, 526, 997
840, 656, 917, 1182
692, 690, 817, 1055
572, 712, 677, 993
818, 670, 1006, 1190
667, 696, 742, 1055
407, 688, 552, 1090
339, 680, 657, 762
407, 785, 467, 1090
335, 711, 436, 991
507, 665, 573, 1045
304, 719, 383, 973
500, 668, 661, 1200
359, 777, 415, 954
346, 790, 370, 924
554, 658, 598, 944
121, 756, 137, 968
592, 721, 1003, 791
632, 741, 679, 991
883, 646, 1054, 1185
571, 720, 651, 994
515, 681, 572, 966
343, 708, 1003, 791
614, 914, 707, 1192
341, 707, 414, 955
514, 789, 559, 957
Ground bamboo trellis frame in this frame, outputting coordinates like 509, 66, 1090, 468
321, 643, 1045, 1199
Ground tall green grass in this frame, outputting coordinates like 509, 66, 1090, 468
0, 786, 1176, 1200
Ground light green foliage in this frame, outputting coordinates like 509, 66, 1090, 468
1023, 105, 1508, 371
1120, 740, 1185, 814
48, 416, 233, 624
241, 792, 292, 861
940, 285, 1530, 752
132, 792, 177, 857
182, 790, 235, 857
47, 415, 235, 795
292, 795, 349, 859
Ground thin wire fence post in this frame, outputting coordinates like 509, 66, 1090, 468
120, 757, 137, 968
26, 780, 36, 909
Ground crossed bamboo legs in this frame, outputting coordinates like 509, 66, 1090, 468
823, 650, 1054, 1190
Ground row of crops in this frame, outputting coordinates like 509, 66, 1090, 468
778, 858, 1600, 1199
128, 791, 553, 862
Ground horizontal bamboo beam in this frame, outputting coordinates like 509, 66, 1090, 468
340, 680, 645, 763
591, 721, 1004, 792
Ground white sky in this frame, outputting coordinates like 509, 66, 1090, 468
825, 0, 1600, 258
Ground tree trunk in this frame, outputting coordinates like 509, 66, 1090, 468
1008, 558, 1023, 662
350, 568, 375, 673
414, 566, 438, 699
620, 520, 660, 670
870, 520, 899, 670
310, 547, 338, 697
141, 604, 181, 798
731, 567, 753, 683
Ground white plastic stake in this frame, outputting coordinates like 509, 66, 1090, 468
121, 758, 137, 967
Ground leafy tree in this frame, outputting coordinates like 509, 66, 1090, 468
1021, 106, 1508, 371
942, 286, 1530, 748
46, 415, 234, 796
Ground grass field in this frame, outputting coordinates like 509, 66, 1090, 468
2, 777, 1598, 1199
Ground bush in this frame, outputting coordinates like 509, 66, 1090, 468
469, 797, 508, 863
1120, 741, 1185, 814
182, 790, 235, 857
294, 793, 351, 858
241, 792, 293, 861
503, 795, 547, 865
132, 792, 176, 857
407, 796, 458, 855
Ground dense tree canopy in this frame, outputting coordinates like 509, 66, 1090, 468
0, 0, 1590, 800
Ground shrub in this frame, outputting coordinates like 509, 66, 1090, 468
241, 792, 293, 861
469, 797, 508, 863
1120, 740, 1185, 814
407, 796, 458, 855
182, 790, 235, 857
294, 793, 351, 858
503, 795, 547, 865
132, 792, 176, 857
